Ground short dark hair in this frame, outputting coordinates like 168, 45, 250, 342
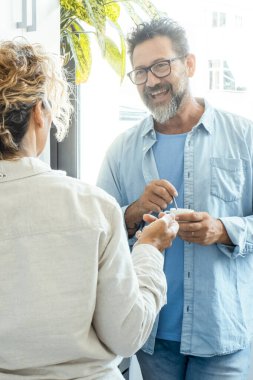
127, 17, 190, 62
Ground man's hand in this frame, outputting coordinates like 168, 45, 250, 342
136, 179, 178, 215
136, 213, 179, 252
125, 179, 178, 237
175, 211, 232, 246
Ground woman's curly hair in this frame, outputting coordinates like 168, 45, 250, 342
0, 39, 72, 159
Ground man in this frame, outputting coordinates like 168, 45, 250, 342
97, 17, 253, 379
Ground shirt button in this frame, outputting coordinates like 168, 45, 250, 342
0, 173, 6, 178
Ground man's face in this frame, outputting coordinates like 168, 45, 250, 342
132, 36, 190, 123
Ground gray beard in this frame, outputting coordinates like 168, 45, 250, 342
143, 77, 188, 124
150, 97, 179, 124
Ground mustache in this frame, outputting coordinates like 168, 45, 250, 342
144, 83, 173, 96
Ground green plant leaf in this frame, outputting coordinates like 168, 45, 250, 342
60, 0, 162, 84
68, 21, 92, 84
60, 35, 72, 65
107, 19, 126, 79
105, 36, 125, 81
82, 0, 106, 53
119, 33, 126, 80
104, 2, 121, 22
60, 0, 89, 22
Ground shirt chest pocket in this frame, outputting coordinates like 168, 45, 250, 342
210, 157, 246, 202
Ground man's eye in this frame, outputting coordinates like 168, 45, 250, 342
135, 70, 145, 78
154, 62, 169, 70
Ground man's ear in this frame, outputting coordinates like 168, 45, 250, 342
185, 54, 196, 77
32, 101, 44, 129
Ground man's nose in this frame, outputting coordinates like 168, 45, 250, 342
145, 70, 162, 87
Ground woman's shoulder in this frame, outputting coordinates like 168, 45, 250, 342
45, 171, 120, 214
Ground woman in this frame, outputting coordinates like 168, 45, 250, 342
0, 40, 178, 379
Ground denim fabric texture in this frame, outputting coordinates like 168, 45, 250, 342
136, 339, 251, 380
97, 99, 253, 357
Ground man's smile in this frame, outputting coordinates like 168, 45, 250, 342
150, 88, 169, 99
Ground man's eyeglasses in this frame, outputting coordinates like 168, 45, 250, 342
127, 56, 185, 85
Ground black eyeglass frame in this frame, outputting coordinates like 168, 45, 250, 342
127, 55, 186, 85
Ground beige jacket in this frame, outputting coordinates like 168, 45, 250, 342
0, 157, 167, 379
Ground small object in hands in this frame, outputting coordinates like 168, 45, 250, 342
169, 208, 194, 215
172, 196, 178, 210
167, 208, 194, 222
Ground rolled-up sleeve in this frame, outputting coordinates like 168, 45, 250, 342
218, 216, 253, 258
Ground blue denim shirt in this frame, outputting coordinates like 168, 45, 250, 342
97, 99, 253, 357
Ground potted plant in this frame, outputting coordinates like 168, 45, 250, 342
60, 0, 162, 84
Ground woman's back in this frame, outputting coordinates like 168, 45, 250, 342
0, 40, 178, 379
0, 157, 178, 379
0, 157, 125, 378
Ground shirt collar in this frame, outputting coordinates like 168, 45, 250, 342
140, 98, 215, 137
141, 115, 155, 137
0, 157, 52, 183
194, 98, 215, 135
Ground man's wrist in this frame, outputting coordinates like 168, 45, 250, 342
126, 222, 141, 230
216, 219, 233, 245
125, 202, 143, 229
124, 202, 142, 238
